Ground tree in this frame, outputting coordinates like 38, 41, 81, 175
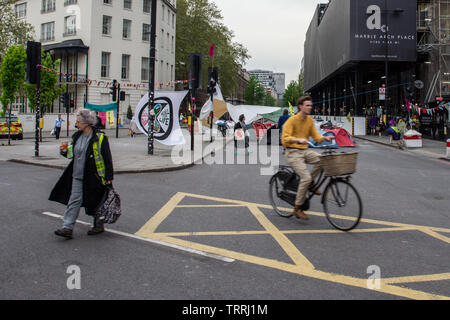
244, 76, 265, 105
0, 45, 26, 116
175, 0, 250, 97
24, 51, 64, 114
283, 80, 302, 107
0, 1, 34, 61
263, 93, 277, 107
127, 105, 133, 120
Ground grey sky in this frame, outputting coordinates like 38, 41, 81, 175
212, 0, 325, 89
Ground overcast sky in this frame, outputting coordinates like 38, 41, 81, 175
212, 0, 324, 89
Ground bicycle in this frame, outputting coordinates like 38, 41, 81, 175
268, 148, 363, 231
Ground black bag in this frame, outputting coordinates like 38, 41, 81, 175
95, 186, 121, 224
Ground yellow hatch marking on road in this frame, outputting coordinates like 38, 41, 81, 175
247, 205, 315, 270
136, 192, 450, 300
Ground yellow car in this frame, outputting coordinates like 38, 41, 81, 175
0, 116, 23, 140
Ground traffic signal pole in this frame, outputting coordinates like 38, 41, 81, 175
148, 0, 157, 155
116, 83, 120, 139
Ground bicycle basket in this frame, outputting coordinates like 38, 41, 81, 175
320, 152, 358, 177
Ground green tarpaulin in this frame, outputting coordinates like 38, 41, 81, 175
84, 102, 118, 112
261, 107, 298, 123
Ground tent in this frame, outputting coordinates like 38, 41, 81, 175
323, 128, 356, 147
262, 107, 299, 123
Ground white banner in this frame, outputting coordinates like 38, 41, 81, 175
134, 91, 188, 146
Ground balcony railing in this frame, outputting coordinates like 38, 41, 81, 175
58, 74, 87, 84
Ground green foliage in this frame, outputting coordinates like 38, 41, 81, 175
24, 50, 64, 113
0, 2, 34, 61
244, 76, 265, 105
176, 0, 250, 97
0, 45, 26, 116
263, 93, 277, 107
127, 105, 133, 120
283, 73, 304, 107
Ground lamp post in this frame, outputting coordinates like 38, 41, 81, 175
147, 0, 157, 155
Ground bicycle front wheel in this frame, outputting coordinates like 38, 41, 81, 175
322, 179, 362, 231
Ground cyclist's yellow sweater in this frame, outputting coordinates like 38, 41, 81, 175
282, 114, 325, 150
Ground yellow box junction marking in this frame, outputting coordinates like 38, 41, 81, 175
136, 192, 450, 300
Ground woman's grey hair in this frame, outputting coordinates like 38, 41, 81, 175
77, 109, 97, 126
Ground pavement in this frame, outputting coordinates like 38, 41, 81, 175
354, 134, 450, 161
0, 128, 235, 173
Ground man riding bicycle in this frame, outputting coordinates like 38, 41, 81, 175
282, 96, 334, 220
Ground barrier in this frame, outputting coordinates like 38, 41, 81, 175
447, 139, 450, 158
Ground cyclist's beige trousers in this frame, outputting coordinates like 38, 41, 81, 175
285, 148, 322, 207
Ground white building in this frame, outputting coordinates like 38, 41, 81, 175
12, 0, 176, 122
248, 69, 285, 101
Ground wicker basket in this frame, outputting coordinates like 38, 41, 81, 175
320, 152, 358, 177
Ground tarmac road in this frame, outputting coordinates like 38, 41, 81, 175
0, 139, 449, 302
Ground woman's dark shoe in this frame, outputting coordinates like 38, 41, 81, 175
87, 227, 105, 236
54, 228, 73, 239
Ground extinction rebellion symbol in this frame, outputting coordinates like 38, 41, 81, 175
138, 97, 174, 141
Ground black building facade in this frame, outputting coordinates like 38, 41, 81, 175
304, 0, 418, 117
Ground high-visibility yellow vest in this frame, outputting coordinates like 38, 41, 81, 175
67, 133, 107, 186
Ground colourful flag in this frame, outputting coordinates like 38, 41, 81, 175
288, 101, 295, 116
209, 43, 215, 58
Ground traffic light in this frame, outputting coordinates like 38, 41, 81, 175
189, 53, 203, 90
26, 41, 41, 85
207, 67, 218, 95
109, 80, 118, 102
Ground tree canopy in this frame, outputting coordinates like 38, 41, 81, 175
0, 1, 34, 61
0, 45, 26, 116
175, 0, 250, 97
283, 73, 304, 107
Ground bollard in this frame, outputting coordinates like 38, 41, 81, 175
447, 139, 450, 159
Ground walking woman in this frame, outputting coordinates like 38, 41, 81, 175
50, 109, 114, 239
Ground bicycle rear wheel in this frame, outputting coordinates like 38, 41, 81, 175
269, 173, 294, 218
322, 179, 362, 231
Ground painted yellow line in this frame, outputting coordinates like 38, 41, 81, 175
136, 192, 185, 236
177, 205, 246, 208
155, 231, 269, 237
179, 193, 450, 233
151, 235, 449, 300
135, 192, 450, 300
248, 205, 315, 270
383, 273, 450, 284
418, 228, 450, 244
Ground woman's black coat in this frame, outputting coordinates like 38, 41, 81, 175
49, 129, 114, 216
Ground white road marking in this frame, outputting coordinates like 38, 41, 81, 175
42, 212, 235, 263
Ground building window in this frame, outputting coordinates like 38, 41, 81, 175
42, 0, 55, 13
162, 5, 165, 21
124, 0, 132, 10
122, 54, 130, 79
64, 0, 78, 5
123, 19, 132, 39
167, 32, 170, 51
141, 57, 149, 81
101, 52, 111, 78
143, 0, 150, 13
64, 16, 77, 36
161, 29, 164, 47
15, 3, 27, 19
41, 22, 55, 42
103, 0, 112, 5
171, 35, 174, 53
142, 23, 150, 41
103, 16, 112, 35
172, 13, 175, 28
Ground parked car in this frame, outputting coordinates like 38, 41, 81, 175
0, 116, 23, 140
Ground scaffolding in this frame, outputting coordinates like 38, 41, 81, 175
417, 0, 450, 103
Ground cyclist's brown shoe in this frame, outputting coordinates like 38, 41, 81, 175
293, 206, 309, 220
